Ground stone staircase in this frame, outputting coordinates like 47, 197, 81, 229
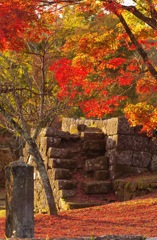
0, 187, 5, 210
43, 127, 116, 211
27, 126, 157, 213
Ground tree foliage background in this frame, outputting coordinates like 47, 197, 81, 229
1, 0, 157, 214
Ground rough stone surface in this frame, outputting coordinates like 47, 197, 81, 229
85, 156, 109, 172
115, 135, 133, 151
48, 168, 72, 180
40, 137, 61, 153
132, 136, 150, 152
106, 136, 117, 150
108, 149, 133, 165
21, 116, 157, 212
82, 140, 105, 151
94, 170, 109, 180
106, 117, 134, 135
40, 128, 71, 139
150, 138, 157, 154
5, 160, 34, 238
58, 189, 76, 198
54, 180, 77, 190
0, 187, 6, 209
113, 174, 157, 201
132, 152, 151, 168
84, 180, 112, 194
48, 147, 70, 159
109, 164, 148, 180
149, 154, 157, 171
81, 132, 105, 140
0, 148, 17, 185
48, 158, 76, 169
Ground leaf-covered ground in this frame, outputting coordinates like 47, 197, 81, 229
0, 197, 157, 238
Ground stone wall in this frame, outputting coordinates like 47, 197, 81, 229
24, 117, 157, 212
62, 117, 157, 179
0, 129, 21, 185
26, 127, 108, 213
0, 130, 22, 210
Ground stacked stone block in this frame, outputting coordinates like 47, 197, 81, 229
81, 129, 111, 194
25, 126, 111, 212
23, 116, 157, 212
62, 117, 157, 181
104, 118, 152, 180
112, 174, 157, 201
32, 128, 80, 212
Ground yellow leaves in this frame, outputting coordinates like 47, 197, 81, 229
124, 102, 157, 135
95, 31, 117, 49
72, 53, 95, 71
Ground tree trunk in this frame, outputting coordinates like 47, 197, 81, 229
117, 13, 157, 81
0, 105, 57, 215
27, 139, 58, 215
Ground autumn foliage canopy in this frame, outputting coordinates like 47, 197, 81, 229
1, 0, 157, 135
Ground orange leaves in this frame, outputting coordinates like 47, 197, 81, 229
50, 58, 88, 87
0, 0, 40, 50
118, 73, 134, 86
33, 198, 157, 237
127, 62, 139, 72
103, 0, 123, 15
0, 0, 57, 51
49, 58, 88, 100
49, 57, 128, 117
106, 57, 126, 69
136, 78, 157, 94
2, 197, 157, 238
79, 96, 127, 118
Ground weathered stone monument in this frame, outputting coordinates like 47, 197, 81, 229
5, 160, 34, 238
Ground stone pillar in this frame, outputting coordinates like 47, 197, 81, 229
5, 160, 34, 238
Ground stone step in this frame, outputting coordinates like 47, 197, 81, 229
54, 179, 77, 190
59, 198, 109, 211
48, 147, 71, 159
84, 180, 112, 194
0, 199, 5, 209
48, 158, 76, 169
85, 156, 109, 172
57, 189, 76, 198
48, 147, 81, 159
40, 128, 79, 140
0, 187, 5, 209
82, 140, 105, 152
0, 188, 5, 200
112, 173, 157, 201
48, 168, 72, 180
81, 131, 105, 140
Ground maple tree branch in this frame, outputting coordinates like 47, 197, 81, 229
0, 84, 56, 96
0, 105, 29, 138
41, 0, 81, 3
117, 13, 157, 81
40, 0, 82, 6
121, 5, 157, 30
